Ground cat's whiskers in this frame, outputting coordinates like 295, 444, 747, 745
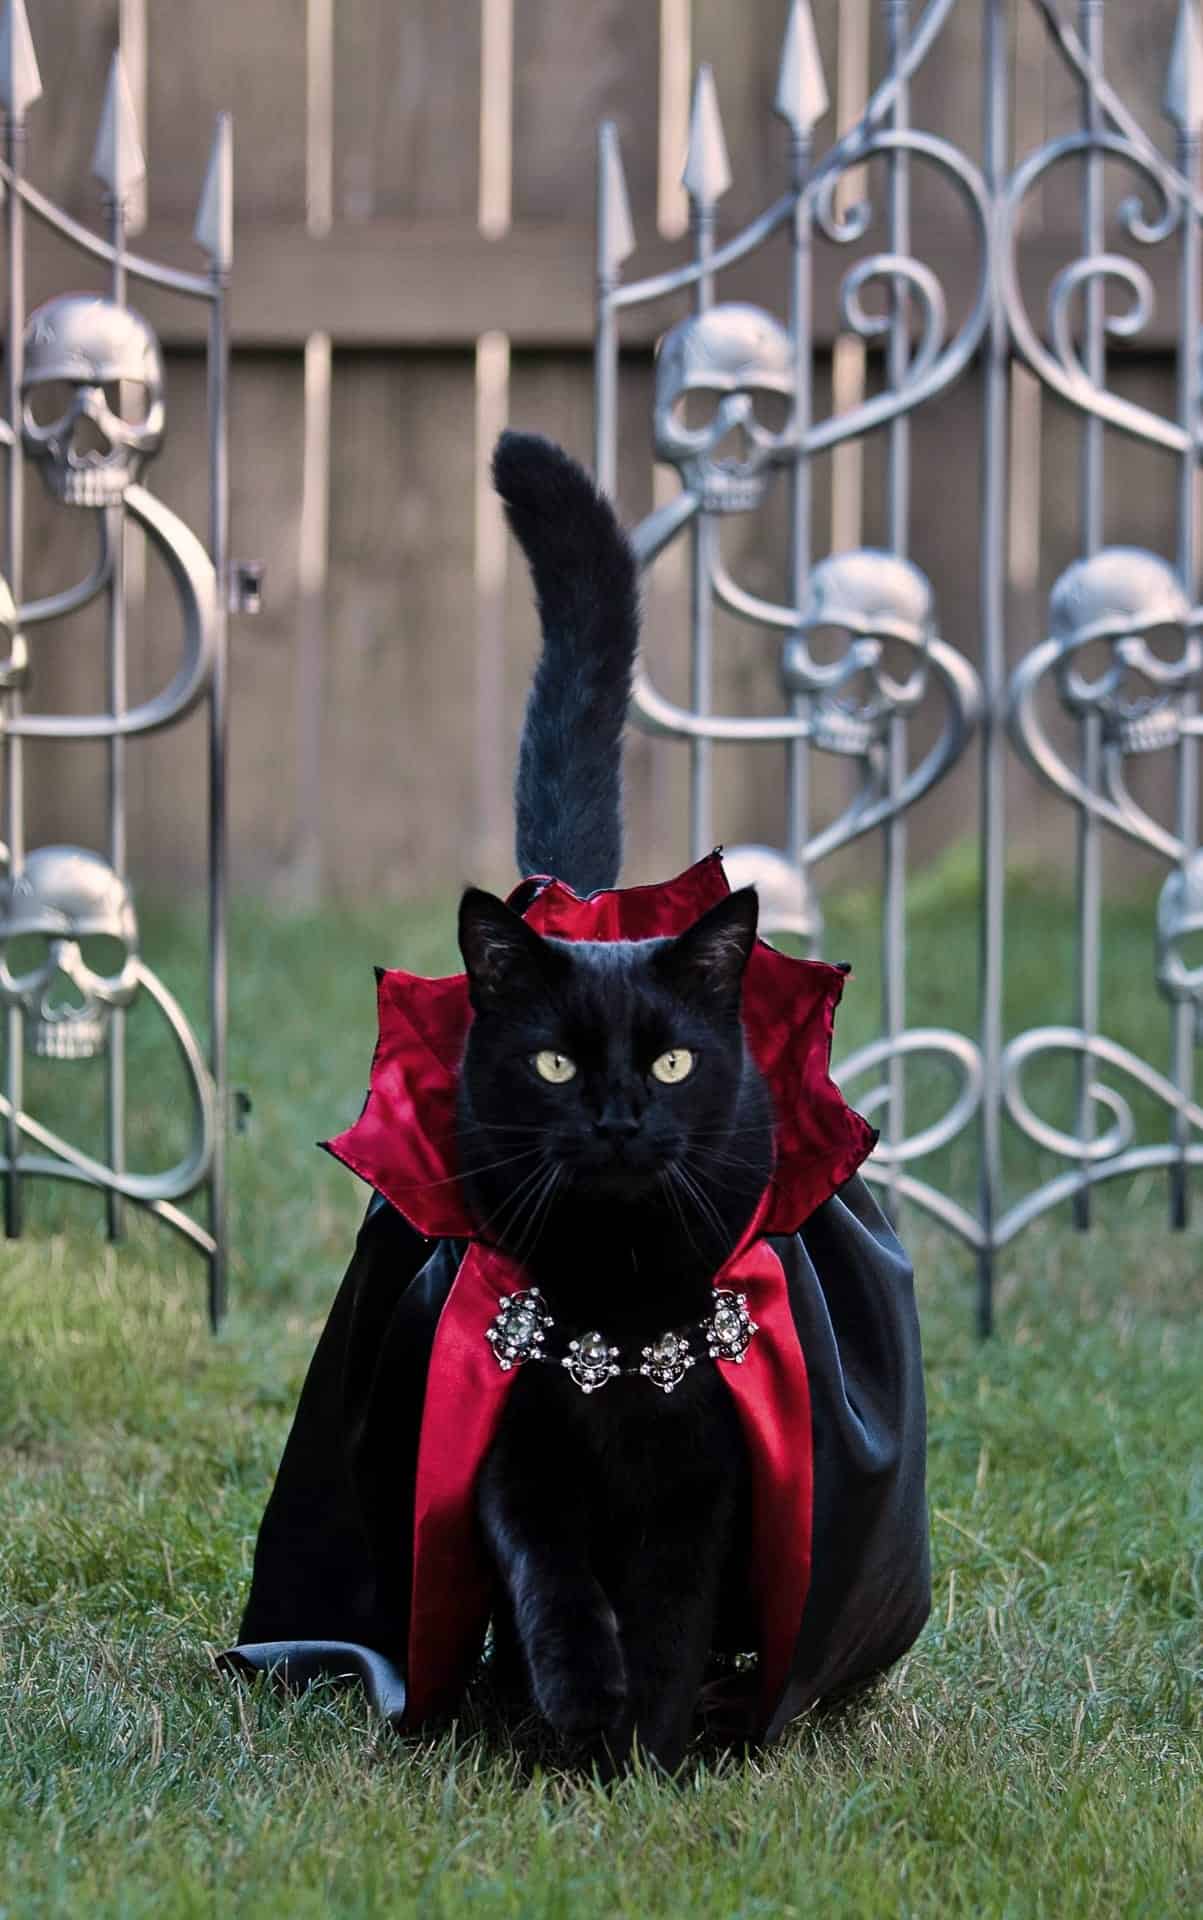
507, 1162, 563, 1271
398, 1144, 545, 1193
658, 1167, 709, 1266
666, 1159, 731, 1261
471, 1153, 555, 1242
688, 1143, 778, 1182
688, 1123, 777, 1141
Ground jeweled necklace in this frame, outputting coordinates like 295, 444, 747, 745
485, 1286, 758, 1395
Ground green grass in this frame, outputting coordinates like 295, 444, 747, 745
1, 876, 1201, 1917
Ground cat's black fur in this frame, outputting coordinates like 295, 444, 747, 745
459, 432, 775, 1772
497, 430, 640, 896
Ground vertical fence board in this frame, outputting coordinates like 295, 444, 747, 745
333, 1, 482, 222
320, 351, 479, 902
691, 0, 804, 230
145, 0, 307, 218
224, 355, 311, 893
122, 352, 311, 895
21, 0, 118, 212
511, 0, 660, 226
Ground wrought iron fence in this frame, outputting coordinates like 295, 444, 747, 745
595, 0, 1203, 1330
0, 2, 232, 1326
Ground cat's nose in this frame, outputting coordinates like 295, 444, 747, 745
593, 1110, 641, 1142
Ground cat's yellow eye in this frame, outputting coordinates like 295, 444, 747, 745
651, 1048, 695, 1085
534, 1049, 577, 1085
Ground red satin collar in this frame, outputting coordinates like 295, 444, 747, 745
324, 852, 875, 1235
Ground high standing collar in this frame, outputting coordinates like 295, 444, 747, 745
323, 853, 875, 1241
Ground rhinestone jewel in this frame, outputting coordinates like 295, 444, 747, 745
485, 1287, 552, 1371
705, 1289, 758, 1364
563, 1329, 621, 1393
640, 1326, 694, 1393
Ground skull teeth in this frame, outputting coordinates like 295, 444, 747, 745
32, 1017, 106, 1061
43, 468, 131, 510
700, 478, 766, 514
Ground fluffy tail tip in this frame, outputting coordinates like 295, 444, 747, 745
491, 429, 608, 522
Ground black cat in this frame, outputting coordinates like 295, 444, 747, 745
458, 433, 774, 1770
226, 433, 930, 1776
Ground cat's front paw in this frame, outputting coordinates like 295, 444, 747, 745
532, 1633, 628, 1737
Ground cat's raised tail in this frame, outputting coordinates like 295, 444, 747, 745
493, 430, 640, 896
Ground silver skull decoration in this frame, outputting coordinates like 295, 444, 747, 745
1156, 852, 1203, 1040
721, 845, 823, 946
21, 294, 166, 509
781, 550, 934, 755
0, 846, 140, 1060
1049, 549, 1202, 751
654, 303, 794, 513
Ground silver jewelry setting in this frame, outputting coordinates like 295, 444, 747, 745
484, 1286, 759, 1394
484, 1287, 553, 1371
705, 1290, 758, 1365
562, 1330, 621, 1393
639, 1329, 695, 1393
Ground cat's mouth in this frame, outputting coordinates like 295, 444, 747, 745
568, 1144, 667, 1193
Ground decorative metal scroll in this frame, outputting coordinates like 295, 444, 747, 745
595, 0, 1203, 1332
0, 4, 235, 1327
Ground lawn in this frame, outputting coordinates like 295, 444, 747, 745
1, 874, 1200, 1918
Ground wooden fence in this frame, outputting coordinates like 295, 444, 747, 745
12, 0, 1190, 903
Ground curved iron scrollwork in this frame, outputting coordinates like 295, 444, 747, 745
595, 0, 1203, 1329
999, 131, 1188, 451
0, 17, 233, 1326
1008, 547, 1202, 863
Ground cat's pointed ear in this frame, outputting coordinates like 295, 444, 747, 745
458, 888, 564, 1011
655, 886, 759, 1008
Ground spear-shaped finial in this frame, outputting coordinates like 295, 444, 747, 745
194, 113, 233, 273
1165, 0, 1203, 133
0, 0, 42, 121
774, 0, 828, 139
682, 64, 731, 210
92, 50, 146, 224
598, 120, 635, 277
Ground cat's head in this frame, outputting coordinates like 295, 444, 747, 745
455, 886, 773, 1254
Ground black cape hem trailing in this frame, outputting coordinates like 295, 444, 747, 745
225, 1172, 930, 1742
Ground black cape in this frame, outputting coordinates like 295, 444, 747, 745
226, 1172, 930, 1743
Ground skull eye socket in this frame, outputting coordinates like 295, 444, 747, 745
673, 388, 725, 433
803, 622, 855, 668
1134, 623, 1189, 667
1070, 638, 1120, 687
1171, 930, 1203, 975
78, 935, 128, 977
101, 380, 149, 423
748, 390, 790, 435
25, 381, 77, 428
4, 933, 53, 976
877, 636, 921, 685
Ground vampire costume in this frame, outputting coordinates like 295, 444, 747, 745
225, 852, 930, 1746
